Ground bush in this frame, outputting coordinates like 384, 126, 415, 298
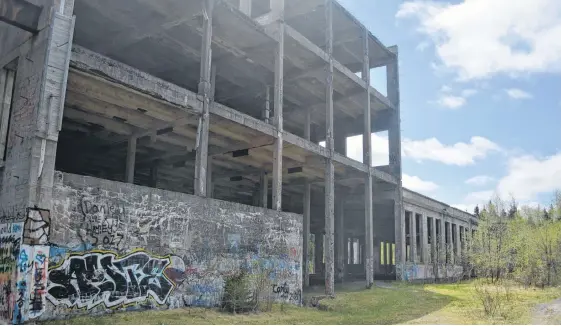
221, 271, 256, 313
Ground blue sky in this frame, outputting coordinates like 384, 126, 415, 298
339, 0, 561, 212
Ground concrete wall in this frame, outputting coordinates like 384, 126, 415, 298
398, 263, 463, 282
1, 171, 302, 323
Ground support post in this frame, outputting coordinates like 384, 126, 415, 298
455, 223, 461, 265
421, 213, 429, 264
264, 85, 271, 124
439, 219, 446, 264
431, 216, 437, 264
323, 0, 335, 296
260, 171, 268, 208
271, 0, 285, 211
206, 156, 213, 198
194, 0, 214, 197
411, 211, 417, 263
387, 46, 404, 278
446, 219, 452, 264
362, 27, 374, 288
125, 136, 137, 183
0, 69, 15, 161
149, 162, 159, 188
336, 192, 345, 282
303, 180, 311, 287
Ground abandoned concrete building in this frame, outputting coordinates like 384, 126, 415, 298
0, 0, 478, 323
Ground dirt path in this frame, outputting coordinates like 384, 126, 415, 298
532, 297, 561, 325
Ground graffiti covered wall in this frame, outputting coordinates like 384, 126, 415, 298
30, 171, 302, 321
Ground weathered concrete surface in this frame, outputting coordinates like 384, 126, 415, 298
397, 263, 463, 282
33, 171, 303, 321
0, 171, 303, 323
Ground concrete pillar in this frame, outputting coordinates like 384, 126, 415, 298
446, 219, 452, 264
410, 211, 417, 263
336, 192, 346, 282
455, 223, 461, 265
431, 216, 437, 264
315, 232, 324, 275
206, 156, 213, 198
0, 69, 15, 160
439, 219, 445, 264
420, 213, 428, 264
324, 0, 335, 296
362, 26, 374, 289
0, 2, 75, 323
149, 162, 159, 188
303, 180, 311, 287
259, 171, 268, 208
387, 46, 404, 278
271, 0, 285, 211
264, 85, 271, 124
194, 0, 214, 197
125, 136, 137, 183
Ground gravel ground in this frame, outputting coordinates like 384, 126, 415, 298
532, 297, 561, 325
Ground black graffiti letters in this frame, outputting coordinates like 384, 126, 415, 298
80, 198, 124, 247
47, 252, 173, 309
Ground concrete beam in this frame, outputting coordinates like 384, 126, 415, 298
0, 0, 41, 33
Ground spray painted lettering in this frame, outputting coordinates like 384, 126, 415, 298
47, 250, 174, 310
79, 198, 125, 248
0, 222, 23, 321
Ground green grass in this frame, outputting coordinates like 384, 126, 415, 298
42, 282, 560, 325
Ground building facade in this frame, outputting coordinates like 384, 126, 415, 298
0, 0, 476, 323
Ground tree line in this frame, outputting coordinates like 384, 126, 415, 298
468, 191, 561, 287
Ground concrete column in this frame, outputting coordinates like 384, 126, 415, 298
410, 211, 417, 263
336, 193, 346, 282
446, 219, 452, 264
302, 180, 311, 286
259, 171, 268, 208
194, 0, 214, 197
206, 156, 213, 198
420, 213, 429, 264
125, 136, 137, 183
324, 0, 335, 296
455, 223, 461, 265
0, 69, 15, 160
430, 216, 437, 264
149, 162, 159, 188
387, 46, 404, 278
264, 85, 271, 124
439, 219, 445, 264
271, 0, 285, 211
315, 232, 324, 275
362, 26, 374, 289
0, 2, 76, 323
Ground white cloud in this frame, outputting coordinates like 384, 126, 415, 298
497, 153, 561, 201
505, 88, 533, 99
452, 203, 476, 213
402, 136, 501, 166
397, 0, 561, 80
465, 175, 495, 186
437, 95, 466, 109
403, 174, 439, 192
461, 89, 478, 97
346, 133, 389, 166
416, 41, 430, 52
440, 85, 453, 93
465, 190, 495, 203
